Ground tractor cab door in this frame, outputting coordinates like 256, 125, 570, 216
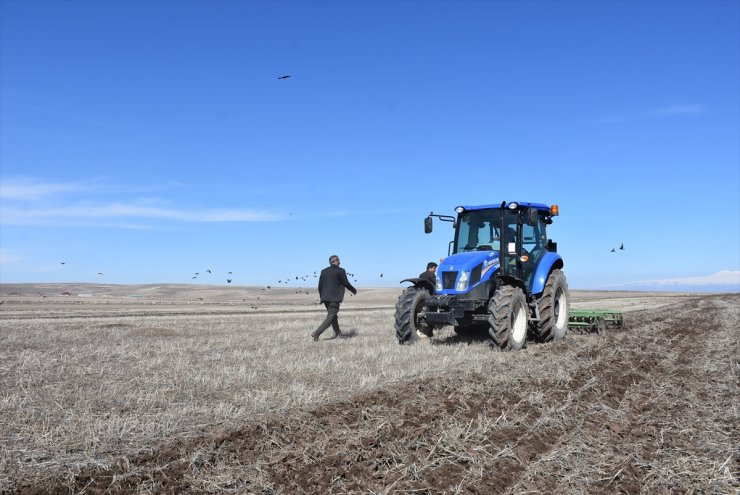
502, 208, 548, 288
520, 209, 548, 289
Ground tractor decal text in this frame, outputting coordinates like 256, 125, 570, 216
481, 258, 499, 277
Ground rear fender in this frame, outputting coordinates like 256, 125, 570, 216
400, 277, 436, 294
531, 252, 564, 295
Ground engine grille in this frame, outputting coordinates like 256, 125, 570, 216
441, 271, 458, 289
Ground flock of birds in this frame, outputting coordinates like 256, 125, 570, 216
56, 239, 622, 286
190, 269, 235, 284
264, 271, 383, 291
611, 243, 626, 253
58, 261, 384, 287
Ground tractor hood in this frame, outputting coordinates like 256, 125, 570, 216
440, 250, 500, 271
437, 250, 500, 293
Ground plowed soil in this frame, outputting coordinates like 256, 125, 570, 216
2, 288, 738, 494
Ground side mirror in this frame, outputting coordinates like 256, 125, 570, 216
424, 216, 433, 234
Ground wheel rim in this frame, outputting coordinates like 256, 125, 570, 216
413, 293, 430, 337
512, 300, 527, 343
554, 288, 568, 329
413, 298, 424, 329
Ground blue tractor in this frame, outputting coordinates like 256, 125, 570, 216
394, 201, 569, 350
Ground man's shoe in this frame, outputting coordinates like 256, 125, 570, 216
311, 333, 319, 342
333, 331, 343, 339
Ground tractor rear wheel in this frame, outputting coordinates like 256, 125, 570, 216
534, 269, 570, 342
488, 285, 528, 350
394, 287, 432, 344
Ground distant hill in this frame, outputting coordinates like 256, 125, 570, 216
613, 283, 739, 293
607, 270, 740, 293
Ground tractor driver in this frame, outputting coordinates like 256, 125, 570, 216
419, 262, 438, 288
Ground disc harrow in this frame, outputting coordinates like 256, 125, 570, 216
568, 309, 623, 334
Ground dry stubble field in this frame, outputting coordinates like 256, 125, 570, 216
0, 283, 737, 494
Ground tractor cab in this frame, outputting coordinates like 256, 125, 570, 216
427, 202, 558, 295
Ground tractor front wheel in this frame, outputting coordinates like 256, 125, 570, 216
488, 286, 528, 350
394, 287, 432, 344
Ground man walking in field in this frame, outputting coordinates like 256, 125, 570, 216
312, 255, 357, 342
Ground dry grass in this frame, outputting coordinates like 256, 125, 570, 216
0, 285, 737, 493
0, 297, 493, 485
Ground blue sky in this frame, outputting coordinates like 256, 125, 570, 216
1, 0, 739, 291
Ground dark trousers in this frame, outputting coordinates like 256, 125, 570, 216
314, 301, 341, 336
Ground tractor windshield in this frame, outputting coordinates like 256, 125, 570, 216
455, 208, 548, 256
455, 209, 516, 253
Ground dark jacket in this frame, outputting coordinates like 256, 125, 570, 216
419, 270, 437, 286
318, 265, 357, 302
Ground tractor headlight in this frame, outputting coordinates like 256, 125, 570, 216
456, 270, 469, 291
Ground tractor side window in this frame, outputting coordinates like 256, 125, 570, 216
523, 219, 547, 266
522, 223, 538, 252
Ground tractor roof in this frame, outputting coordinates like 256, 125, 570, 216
458, 202, 551, 212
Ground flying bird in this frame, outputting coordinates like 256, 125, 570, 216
611, 248, 616, 253
206, 269, 212, 274
60, 262, 66, 265
277, 75, 291, 79
227, 279, 232, 284
227, 271, 232, 274
97, 272, 104, 276
619, 243, 625, 250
